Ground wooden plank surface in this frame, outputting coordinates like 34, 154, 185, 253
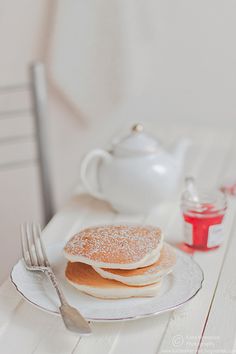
198, 136, 236, 353
0, 125, 235, 354
158, 129, 236, 353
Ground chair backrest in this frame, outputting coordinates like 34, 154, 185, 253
0, 62, 54, 225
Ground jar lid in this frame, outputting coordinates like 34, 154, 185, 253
112, 124, 160, 156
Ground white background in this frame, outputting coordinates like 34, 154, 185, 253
1, 0, 236, 281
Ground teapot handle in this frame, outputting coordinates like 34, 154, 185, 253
80, 149, 111, 200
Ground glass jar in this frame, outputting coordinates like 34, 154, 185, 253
181, 189, 227, 251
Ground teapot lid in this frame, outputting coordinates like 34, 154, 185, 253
112, 124, 160, 155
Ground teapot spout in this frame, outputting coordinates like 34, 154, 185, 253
173, 138, 191, 166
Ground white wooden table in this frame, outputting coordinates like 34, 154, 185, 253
1, 124, 236, 354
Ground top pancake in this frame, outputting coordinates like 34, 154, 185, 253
64, 224, 163, 269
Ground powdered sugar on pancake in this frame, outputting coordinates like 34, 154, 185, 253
64, 225, 163, 269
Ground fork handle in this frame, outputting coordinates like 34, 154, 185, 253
44, 268, 91, 334
45, 268, 67, 305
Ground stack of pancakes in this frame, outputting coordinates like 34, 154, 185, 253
64, 225, 176, 299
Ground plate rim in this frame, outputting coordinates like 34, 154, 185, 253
10, 250, 204, 322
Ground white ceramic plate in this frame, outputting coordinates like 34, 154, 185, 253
11, 243, 203, 322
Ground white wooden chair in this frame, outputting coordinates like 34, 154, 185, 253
0, 62, 54, 224
0, 62, 54, 282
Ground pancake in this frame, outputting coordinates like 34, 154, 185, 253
94, 243, 176, 286
65, 261, 162, 299
64, 224, 163, 269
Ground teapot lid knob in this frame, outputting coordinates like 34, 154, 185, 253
112, 123, 160, 155
132, 123, 144, 133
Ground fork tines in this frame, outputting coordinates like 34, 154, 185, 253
21, 223, 49, 269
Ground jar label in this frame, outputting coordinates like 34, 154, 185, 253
184, 221, 193, 245
207, 224, 224, 248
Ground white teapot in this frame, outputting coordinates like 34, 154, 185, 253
80, 124, 190, 213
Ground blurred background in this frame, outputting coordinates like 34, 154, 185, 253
1, 0, 236, 282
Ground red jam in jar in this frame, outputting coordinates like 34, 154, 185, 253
181, 190, 227, 251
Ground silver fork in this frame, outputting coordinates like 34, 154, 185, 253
21, 222, 92, 335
